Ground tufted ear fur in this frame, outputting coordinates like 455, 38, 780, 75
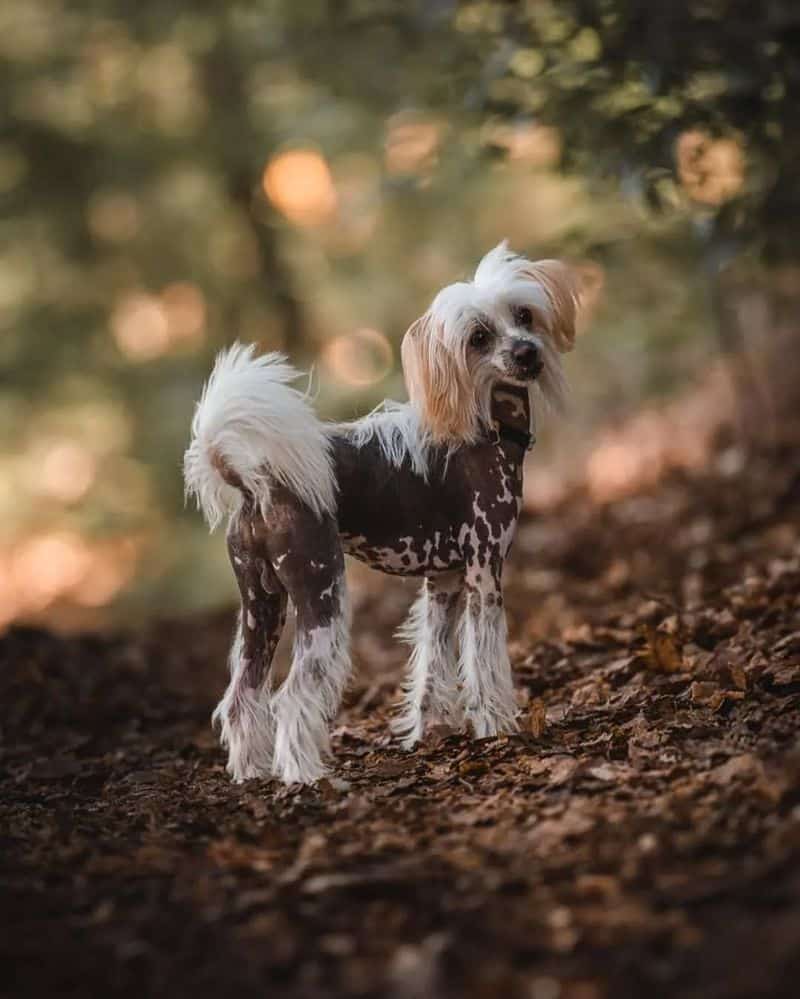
401, 313, 478, 443
521, 259, 579, 353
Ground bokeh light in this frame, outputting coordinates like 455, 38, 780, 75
262, 149, 338, 226
585, 366, 734, 503
160, 282, 206, 343
10, 533, 94, 613
484, 121, 562, 167
38, 441, 97, 503
112, 292, 170, 361
322, 328, 393, 388
87, 190, 140, 243
1, 531, 140, 625
384, 112, 443, 177
676, 129, 745, 205
111, 283, 206, 360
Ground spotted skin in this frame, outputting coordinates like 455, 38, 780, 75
227, 527, 288, 698
228, 486, 347, 684
334, 386, 527, 578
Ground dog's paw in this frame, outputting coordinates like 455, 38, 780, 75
390, 713, 423, 751
466, 708, 520, 740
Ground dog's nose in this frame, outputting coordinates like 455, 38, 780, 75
511, 340, 541, 372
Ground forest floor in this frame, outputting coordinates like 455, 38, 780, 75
2, 426, 800, 999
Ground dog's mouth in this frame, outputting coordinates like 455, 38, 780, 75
505, 359, 544, 384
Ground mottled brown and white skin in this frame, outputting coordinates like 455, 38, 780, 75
184, 242, 578, 785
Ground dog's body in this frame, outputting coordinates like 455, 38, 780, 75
337, 382, 530, 576
185, 243, 577, 784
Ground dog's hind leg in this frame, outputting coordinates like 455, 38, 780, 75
392, 571, 463, 749
266, 498, 351, 785
213, 513, 288, 781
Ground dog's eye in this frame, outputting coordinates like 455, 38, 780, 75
513, 306, 533, 329
469, 326, 490, 350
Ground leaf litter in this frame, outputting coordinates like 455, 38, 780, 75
2, 434, 800, 997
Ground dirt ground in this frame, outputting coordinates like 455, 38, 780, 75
3, 428, 800, 999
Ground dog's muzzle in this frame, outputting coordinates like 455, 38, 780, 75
510, 339, 543, 380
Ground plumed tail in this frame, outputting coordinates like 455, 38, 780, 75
183, 343, 336, 530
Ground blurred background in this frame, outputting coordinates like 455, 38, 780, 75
2, 0, 798, 631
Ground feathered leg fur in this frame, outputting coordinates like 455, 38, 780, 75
212, 519, 288, 780
457, 557, 519, 738
393, 572, 463, 748
271, 570, 351, 784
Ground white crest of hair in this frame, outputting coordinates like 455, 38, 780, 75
335, 400, 431, 478
211, 615, 275, 781
473, 239, 552, 304
183, 342, 336, 530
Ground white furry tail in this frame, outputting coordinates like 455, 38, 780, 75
184, 342, 336, 529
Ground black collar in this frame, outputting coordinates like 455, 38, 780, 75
489, 421, 535, 452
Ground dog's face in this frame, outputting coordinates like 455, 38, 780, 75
402, 242, 578, 443
463, 302, 546, 386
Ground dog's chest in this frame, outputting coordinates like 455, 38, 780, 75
336, 441, 523, 576
456, 446, 523, 569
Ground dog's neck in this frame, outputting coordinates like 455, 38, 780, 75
489, 382, 534, 453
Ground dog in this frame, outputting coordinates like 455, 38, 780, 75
184, 242, 577, 784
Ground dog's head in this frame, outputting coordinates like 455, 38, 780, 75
402, 241, 578, 444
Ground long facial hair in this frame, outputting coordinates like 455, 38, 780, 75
402, 242, 579, 445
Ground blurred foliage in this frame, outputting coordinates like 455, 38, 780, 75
1, 0, 797, 627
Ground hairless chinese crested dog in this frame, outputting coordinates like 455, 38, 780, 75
185, 242, 578, 784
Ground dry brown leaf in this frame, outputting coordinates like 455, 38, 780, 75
708, 754, 761, 785
457, 759, 487, 777
763, 661, 800, 688
579, 680, 610, 708
207, 839, 275, 872
690, 680, 721, 705
547, 756, 581, 786
714, 689, 744, 710
533, 803, 595, 847
642, 626, 686, 673
730, 662, 748, 690
563, 623, 597, 646
527, 697, 547, 737
586, 761, 631, 783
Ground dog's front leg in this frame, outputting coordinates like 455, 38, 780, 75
457, 555, 519, 739
393, 571, 463, 748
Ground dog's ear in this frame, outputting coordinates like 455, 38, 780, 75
401, 313, 476, 442
522, 259, 579, 353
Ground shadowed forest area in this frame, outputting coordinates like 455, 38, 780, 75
2, 2, 800, 996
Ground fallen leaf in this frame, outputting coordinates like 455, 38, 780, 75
642, 626, 685, 673
690, 680, 721, 705
527, 697, 547, 737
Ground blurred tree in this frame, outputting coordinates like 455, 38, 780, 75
287, 1, 799, 259
283, 0, 800, 424
464, 0, 800, 413
2, 0, 796, 626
